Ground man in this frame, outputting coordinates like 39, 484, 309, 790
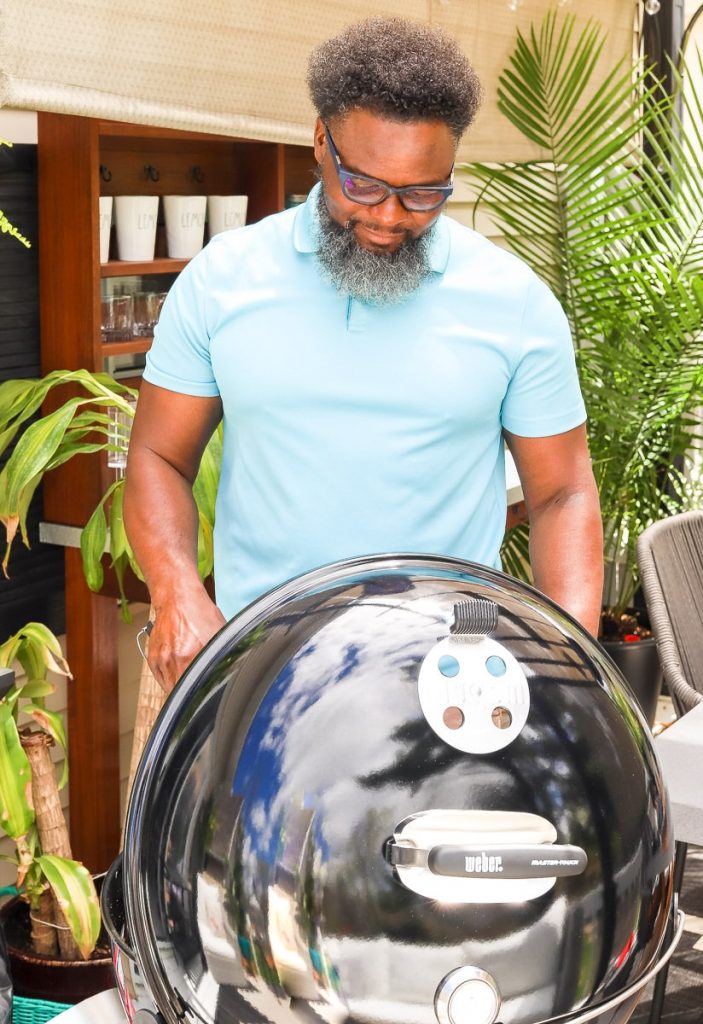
124, 17, 603, 692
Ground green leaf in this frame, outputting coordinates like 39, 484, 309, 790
0, 372, 137, 569
501, 522, 531, 582
192, 424, 221, 582
37, 855, 100, 959
0, 634, 22, 670
0, 379, 53, 458
24, 704, 67, 752
0, 623, 69, 684
0, 703, 35, 840
197, 509, 214, 581
19, 623, 70, 677
80, 484, 115, 593
108, 481, 127, 562
24, 704, 69, 789
0, 402, 82, 513
17, 679, 55, 700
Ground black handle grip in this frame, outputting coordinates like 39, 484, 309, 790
428, 844, 587, 879
100, 852, 137, 960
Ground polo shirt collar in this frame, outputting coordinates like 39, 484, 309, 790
293, 182, 450, 274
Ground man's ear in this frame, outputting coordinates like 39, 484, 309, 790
312, 117, 326, 164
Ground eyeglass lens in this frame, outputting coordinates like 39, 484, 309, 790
341, 175, 448, 212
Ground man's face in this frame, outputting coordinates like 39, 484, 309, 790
313, 110, 456, 255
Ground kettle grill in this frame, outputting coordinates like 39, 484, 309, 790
102, 555, 682, 1024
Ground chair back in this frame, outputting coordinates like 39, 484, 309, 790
637, 509, 703, 716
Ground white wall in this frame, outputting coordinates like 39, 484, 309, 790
0, 109, 37, 143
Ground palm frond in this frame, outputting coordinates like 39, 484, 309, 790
460, 13, 703, 615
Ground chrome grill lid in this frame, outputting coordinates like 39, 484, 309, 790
119, 554, 676, 1024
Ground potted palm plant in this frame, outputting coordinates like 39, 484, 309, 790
0, 137, 112, 1007
461, 11, 703, 722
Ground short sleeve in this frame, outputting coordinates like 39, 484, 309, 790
501, 275, 586, 437
143, 248, 220, 397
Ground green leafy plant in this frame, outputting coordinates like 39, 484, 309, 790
0, 364, 221, 965
0, 623, 100, 959
0, 146, 100, 962
462, 11, 703, 633
0, 369, 220, 616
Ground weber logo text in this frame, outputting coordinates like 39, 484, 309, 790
465, 852, 504, 874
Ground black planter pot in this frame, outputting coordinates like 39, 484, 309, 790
0, 916, 10, 1024
600, 635, 663, 727
0, 880, 114, 1004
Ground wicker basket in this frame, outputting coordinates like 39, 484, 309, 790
11, 996, 73, 1024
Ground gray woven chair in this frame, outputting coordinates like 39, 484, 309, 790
637, 509, 703, 717
636, 508, 703, 1024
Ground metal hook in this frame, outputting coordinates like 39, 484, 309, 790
143, 164, 160, 182
136, 619, 154, 660
190, 165, 205, 183
100, 164, 112, 182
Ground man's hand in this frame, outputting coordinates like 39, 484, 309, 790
147, 587, 226, 692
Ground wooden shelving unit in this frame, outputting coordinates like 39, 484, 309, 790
37, 112, 315, 871
100, 258, 188, 278
101, 337, 153, 357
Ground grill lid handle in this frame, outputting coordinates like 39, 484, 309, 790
385, 809, 587, 902
386, 841, 587, 879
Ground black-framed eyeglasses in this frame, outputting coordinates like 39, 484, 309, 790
323, 123, 454, 213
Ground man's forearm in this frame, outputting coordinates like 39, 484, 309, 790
121, 385, 224, 690
528, 494, 604, 636
123, 448, 204, 603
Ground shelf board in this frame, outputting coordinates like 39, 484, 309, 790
101, 337, 152, 356
97, 118, 249, 144
101, 258, 188, 277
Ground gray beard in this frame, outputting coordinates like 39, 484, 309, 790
314, 189, 435, 306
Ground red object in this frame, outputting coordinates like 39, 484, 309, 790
615, 930, 636, 969
623, 634, 641, 643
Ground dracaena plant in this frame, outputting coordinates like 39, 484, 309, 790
0, 623, 100, 959
0, 369, 220, 617
462, 11, 703, 633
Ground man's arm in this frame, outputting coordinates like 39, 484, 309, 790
124, 381, 226, 691
504, 424, 603, 636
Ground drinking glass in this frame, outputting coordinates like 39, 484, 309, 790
107, 397, 137, 472
133, 292, 160, 337
101, 295, 134, 342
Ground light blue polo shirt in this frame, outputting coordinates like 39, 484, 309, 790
144, 184, 586, 618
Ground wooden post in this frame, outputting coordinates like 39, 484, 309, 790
64, 548, 120, 872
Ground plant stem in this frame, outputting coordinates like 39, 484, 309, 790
20, 731, 81, 959
21, 733, 71, 858
30, 889, 59, 957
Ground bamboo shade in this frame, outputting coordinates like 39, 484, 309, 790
0, 0, 635, 161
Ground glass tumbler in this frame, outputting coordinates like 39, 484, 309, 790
101, 294, 134, 342
107, 397, 138, 472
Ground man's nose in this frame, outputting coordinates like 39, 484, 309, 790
367, 193, 406, 225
